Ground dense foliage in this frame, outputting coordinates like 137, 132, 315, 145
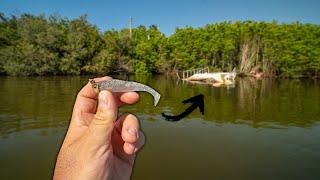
1, 13, 319, 77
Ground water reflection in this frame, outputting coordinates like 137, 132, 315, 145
128, 76, 320, 128
0, 76, 320, 138
0, 76, 81, 138
1, 76, 320, 180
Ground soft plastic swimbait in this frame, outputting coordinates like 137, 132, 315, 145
89, 79, 161, 106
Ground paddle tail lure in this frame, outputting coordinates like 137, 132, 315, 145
89, 79, 161, 106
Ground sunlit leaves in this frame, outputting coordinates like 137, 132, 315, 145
0, 13, 319, 77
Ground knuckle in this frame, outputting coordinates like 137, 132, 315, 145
92, 114, 113, 126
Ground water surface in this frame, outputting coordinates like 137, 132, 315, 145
0, 76, 319, 179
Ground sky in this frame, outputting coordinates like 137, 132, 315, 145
1, 0, 320, 35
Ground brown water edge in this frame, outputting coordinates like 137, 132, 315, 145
0, 75, 319, 179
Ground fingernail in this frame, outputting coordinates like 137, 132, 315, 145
134, 147, 138, 153
127, 127, 139, 138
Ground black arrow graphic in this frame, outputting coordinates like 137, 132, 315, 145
161, 94, 204, 121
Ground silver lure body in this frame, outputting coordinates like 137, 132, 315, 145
90, 79, 161, 106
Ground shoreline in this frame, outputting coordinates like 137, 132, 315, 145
0, 73, 319, 79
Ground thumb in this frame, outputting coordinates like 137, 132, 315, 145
87, 90, 118, 145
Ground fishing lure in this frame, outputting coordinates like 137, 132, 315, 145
89, 79, 161, 106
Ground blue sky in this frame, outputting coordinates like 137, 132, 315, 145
1, 0, 319, 35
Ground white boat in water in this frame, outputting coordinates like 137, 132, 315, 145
185, 68, 236, 85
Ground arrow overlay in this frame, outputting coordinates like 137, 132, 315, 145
161, 94, 204, 121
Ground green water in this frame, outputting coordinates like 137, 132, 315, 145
0, 76, 319, 179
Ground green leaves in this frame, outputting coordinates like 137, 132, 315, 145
0, 13, 319, 77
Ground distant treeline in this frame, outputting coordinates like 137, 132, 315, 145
1, 13, 320, 77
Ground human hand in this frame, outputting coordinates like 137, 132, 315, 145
53, 76, 145, 180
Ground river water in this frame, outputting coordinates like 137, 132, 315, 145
0, 76, 319, 179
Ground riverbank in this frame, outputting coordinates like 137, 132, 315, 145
1, 71, 320, 79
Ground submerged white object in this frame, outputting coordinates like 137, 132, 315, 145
186, 71, 236, 83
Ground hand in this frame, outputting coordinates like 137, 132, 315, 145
53, 76, 145, 180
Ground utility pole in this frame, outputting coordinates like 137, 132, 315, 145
129, 16, 132, 39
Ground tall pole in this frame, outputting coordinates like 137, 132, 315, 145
129, 16, 132, 39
